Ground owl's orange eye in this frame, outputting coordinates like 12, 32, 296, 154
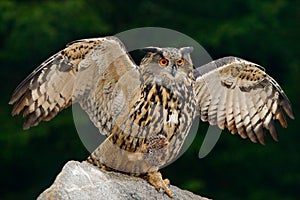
177, 59, 185, 66
159, 58, 169, 67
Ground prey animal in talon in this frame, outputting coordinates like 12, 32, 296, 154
9, 35, 294, 196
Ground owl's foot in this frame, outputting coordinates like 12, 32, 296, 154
146, 171, 173, 197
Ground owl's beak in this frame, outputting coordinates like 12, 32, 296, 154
172, 65, 177, 76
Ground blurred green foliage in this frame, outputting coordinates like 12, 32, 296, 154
0, 0, 299, 199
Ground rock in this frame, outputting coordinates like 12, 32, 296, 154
37, 160, 210, 200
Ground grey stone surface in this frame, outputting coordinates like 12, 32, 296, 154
37, 160, 210, 200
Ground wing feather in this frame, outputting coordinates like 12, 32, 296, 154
196, 79, 211, 122
244, 91, 258, 143
234, 88, 247, 139
226, 87, 236, 134
207, 80, 222, 125
194, 56, 294, 144
216, 86, 227, 129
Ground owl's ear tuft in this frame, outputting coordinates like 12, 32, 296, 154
140, 47, 162, 53
180, 47, 193, 54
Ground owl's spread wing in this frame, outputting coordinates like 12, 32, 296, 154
9, 36, 140, 135
193, 56, 294, 144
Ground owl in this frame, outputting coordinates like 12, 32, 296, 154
9, 36, 294, 197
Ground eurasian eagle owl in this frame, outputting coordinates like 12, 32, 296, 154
9, 36, 294, 197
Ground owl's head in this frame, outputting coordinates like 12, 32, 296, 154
139, 47, 194, 85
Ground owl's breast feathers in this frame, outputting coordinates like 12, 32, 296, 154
109, 81, 197, 166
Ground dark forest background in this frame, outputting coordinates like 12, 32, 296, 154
0, 0, 299, 199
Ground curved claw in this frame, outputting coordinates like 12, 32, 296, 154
146, 171, 173, 197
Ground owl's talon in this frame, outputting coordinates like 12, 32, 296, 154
146, 171, 173, 197
164, 178, 170, 187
